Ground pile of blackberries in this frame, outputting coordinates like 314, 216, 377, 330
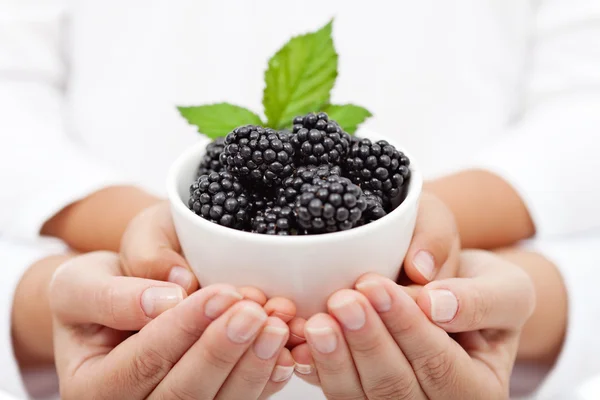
188, 112, 410, 235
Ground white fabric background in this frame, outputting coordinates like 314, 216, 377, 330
2, 0, 600, 398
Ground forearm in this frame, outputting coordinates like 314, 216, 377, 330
425, 169, 535, 249
494, 247, 567, 365
12, 253, 76, 369
41, 186, 161, 252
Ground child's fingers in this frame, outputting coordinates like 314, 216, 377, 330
287, 317, 307, 347
403, 192, 460, 284
238, 286, 268, 305
264, 297, 296, 323
291, 343, 320, 387
120, 201, 199, 294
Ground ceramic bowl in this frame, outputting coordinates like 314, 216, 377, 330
167, 131, 422, 317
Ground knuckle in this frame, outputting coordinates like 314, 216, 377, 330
123, 251, 161, 278
413, 350, 454, 388
161, 386, 198, 400
314, 358, 349, 377
202, 343, 240, 371
131, 346, 174, 382
383, 313, 416, 338
347, 336, 384, 358
467, 288, 490, 330
365, 372, 420, 400
238, 366, 271, 386
322, 392, 366, 400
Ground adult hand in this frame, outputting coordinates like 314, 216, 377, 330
287, 190, 461, 346
292, 250, 535, 399
50, 252, 295, 400
120, 201, 296, 321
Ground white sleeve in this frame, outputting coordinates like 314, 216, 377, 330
472, 0, 600, 238
516, 235, 600, 399
0, 238, 66, 399
0, 1, 126, 241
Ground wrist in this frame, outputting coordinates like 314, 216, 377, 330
425, 169, 535, 249
41, 186, 161, 252
12, 253, 75, 369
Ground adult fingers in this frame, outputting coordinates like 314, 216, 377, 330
55, 283, 243, 400
355, 274, 489, 400
120, 201, 199, 293
50, 252, 186, 330
259, 347, 296, 399
416, 250, 536, 332
403, 192, 460, 284
301, 313, 366, 399
215, 317, 289, 399
326, 290, 427, 400
149, 300, 268, 400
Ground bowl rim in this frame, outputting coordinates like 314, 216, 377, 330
167, 129, 423, 245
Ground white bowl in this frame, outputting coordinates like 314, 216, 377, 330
167, 131, 423, 318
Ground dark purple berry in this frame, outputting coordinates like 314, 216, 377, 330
221, 125, 295, 187
188, 172, 250, 230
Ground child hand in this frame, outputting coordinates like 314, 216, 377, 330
401, 191, 461, 285
119, 201, 297, 322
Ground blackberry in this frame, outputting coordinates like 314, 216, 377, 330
251, 205, 296, 235
220, 125, 295, 187
363, 190, 387, 221
197, 137, 225, 177
291, 113, 351, 165
295, 175, 367, 233
249, 191, 275, 213
276, 164, 342, 206
188, 171, 250, 230
344, 138, 410, 207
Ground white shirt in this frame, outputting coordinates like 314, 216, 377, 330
1, 0, 600, 398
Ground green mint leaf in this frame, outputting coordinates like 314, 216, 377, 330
263, 20, 338, 129
177, 103, 263, 140
321, 104, 372, 134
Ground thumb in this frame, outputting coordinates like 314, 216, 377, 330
120, 201, 199, 293
403, 192, 460, 284
416, 250, 535, 332
50, 251, 187, 331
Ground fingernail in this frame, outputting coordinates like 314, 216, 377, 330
306, 326, 337, 354
413, 250, 436, 281
429, 289, 458, 323
204, 289, 243, 319
329, 294, 366, 331
355, 280, 392, 313
294, 363, 313, 375
141, 287, 184, 318
227, 305, 267, 343
271, 365, 294, 382
254, 325, 287, 360
168, 266, 194, 291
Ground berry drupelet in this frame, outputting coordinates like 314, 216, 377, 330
251, 205, 296, 235
276, 164, 342, 206
363, 190, 387, 221
196, 137, 225, 178
295, 175, 367, 233
188, 172, 250, 229
291, 112, 352, 165
220, 125, 295, 187
344, 138, 410, 207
